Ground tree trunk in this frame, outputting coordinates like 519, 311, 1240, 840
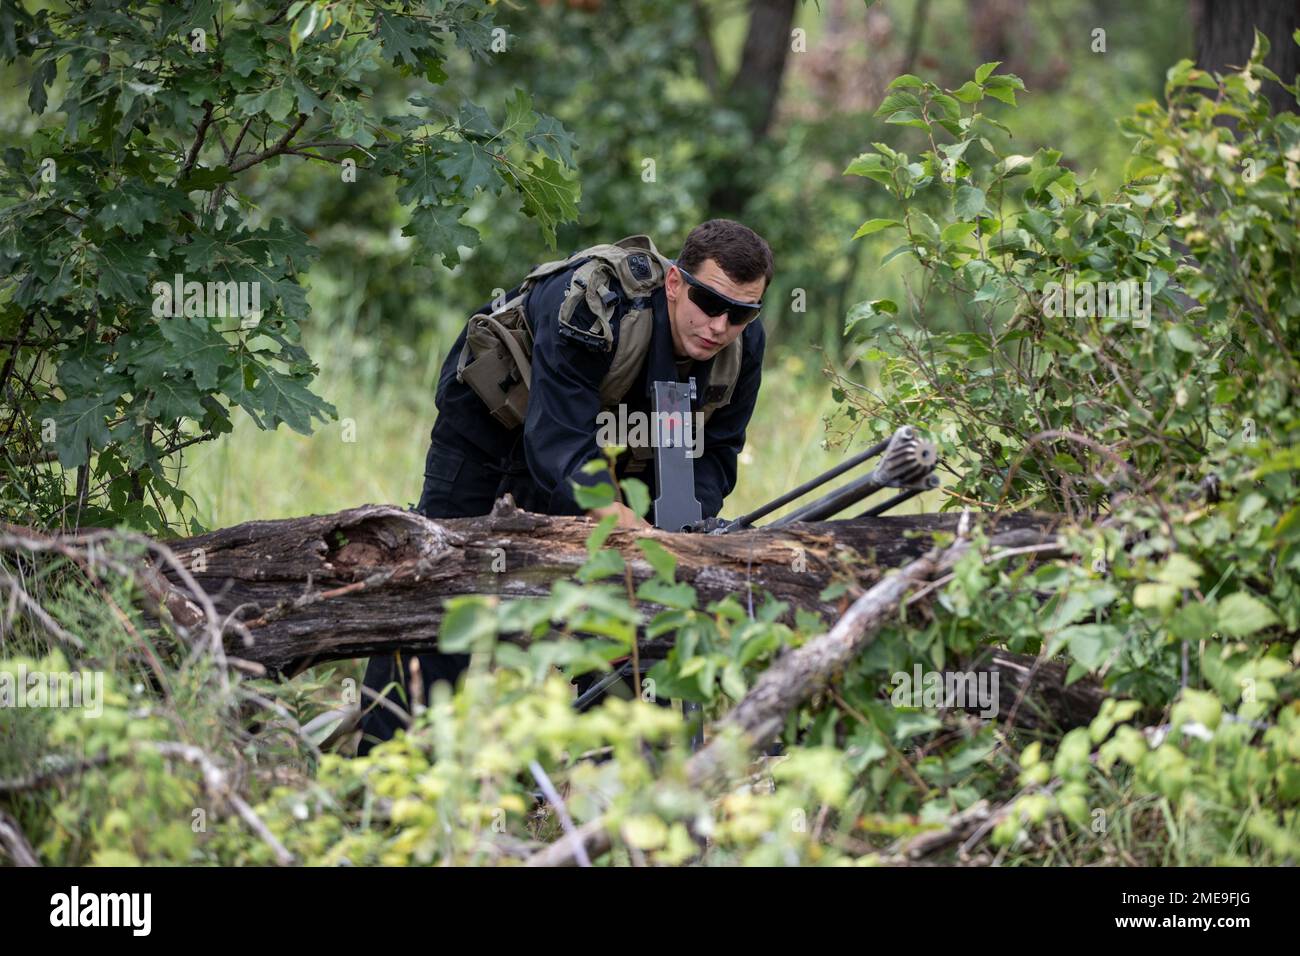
151, 497, 1055, 676
1192, 0, 1300, 114
705, 0, 799, 216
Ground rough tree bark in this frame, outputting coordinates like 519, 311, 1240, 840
149, 498, 1054, 676
1192, 0, 1300, 115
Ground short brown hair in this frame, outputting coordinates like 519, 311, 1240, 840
677, 219, 774, 291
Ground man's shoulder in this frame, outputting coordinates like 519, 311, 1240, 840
526, 258, 642, 355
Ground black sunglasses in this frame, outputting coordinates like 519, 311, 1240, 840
674, 264, 763, 326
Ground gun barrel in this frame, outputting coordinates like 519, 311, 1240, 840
766, 473, 887, 527
725, 436, 891, 531
765, 427, 940, 527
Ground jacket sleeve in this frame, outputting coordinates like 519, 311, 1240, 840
521, 267, 619, 515
693, 320, 765, 518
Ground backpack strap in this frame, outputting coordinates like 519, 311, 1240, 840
598, 299, 655, 407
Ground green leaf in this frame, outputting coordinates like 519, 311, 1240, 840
845, 298, 899, 337
620, 477, 650, 519
984, 74, 1025, 90
930, 93, 961, 121
376, 11, 435, 68
1168, 602, 1214, 643
156, 318, 230, 390
820, 581, 849, 602
439, 597, 497, 653
1216, 592, 1278, 637
1166, 323, 1201, 353
720, 662, 747, 701
954, 185, 987, 219
28, 56, 55, 114
222, 30, 262, 77
250, 220, 319, 272
179, 165, 235, 191
38, 393, 122, 467
1134, 583, 1179, 614
874, 90, 923, 119
975, 61, 1002, 84
516, 156, 579, 244
941, 221, 978, 244
525, 113, 578, 167
457, 102, 498, 138
737, 628, 780, 666
438, 139, 498, 195
577, 549, 624, 582
95, 238, 152, 303
1060, 624, 1121, 670
585, 513, 618, 554
145, 374, 207, 422
330, 98, 374, 147
292, 78, 327, 115
1171, 688, 1222, 732
636, 578, 697, 610
500, 88, 538, 139
853, 218, 903, 238
1052, 727, 1092, 778
397, 145, 453, 206
96, 182, 176, 235
235, 85, 295, 122
403, 204, 479, 268
250, 366, 335, 434
572, 479, 616, 510
636, 538, 677, 582
1155, 553, 1202, 589
843, 152, 893, 186
887, 74, 925, 90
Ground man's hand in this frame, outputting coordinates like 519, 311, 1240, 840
589, 502, 652, 530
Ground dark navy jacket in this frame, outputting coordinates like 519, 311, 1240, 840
427, 260, 765, 519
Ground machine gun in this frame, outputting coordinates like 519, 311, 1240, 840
700, 424, 941, 533
646, 376, 941, 534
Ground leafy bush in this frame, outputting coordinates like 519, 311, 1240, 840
0, 0, 577, 533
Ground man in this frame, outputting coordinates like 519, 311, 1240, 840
357, 218, 773, 754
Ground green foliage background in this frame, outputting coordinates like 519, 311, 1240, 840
2, 1, 1298, 867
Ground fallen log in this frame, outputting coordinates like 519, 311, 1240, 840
5, 504, 1106, 742
150, 498, 1055, 674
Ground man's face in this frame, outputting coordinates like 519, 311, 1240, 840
665, 257, 766, 361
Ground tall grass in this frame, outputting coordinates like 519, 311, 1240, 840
179, 326, 940, 532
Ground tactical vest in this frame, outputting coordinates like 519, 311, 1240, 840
455, 234, 743, 432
